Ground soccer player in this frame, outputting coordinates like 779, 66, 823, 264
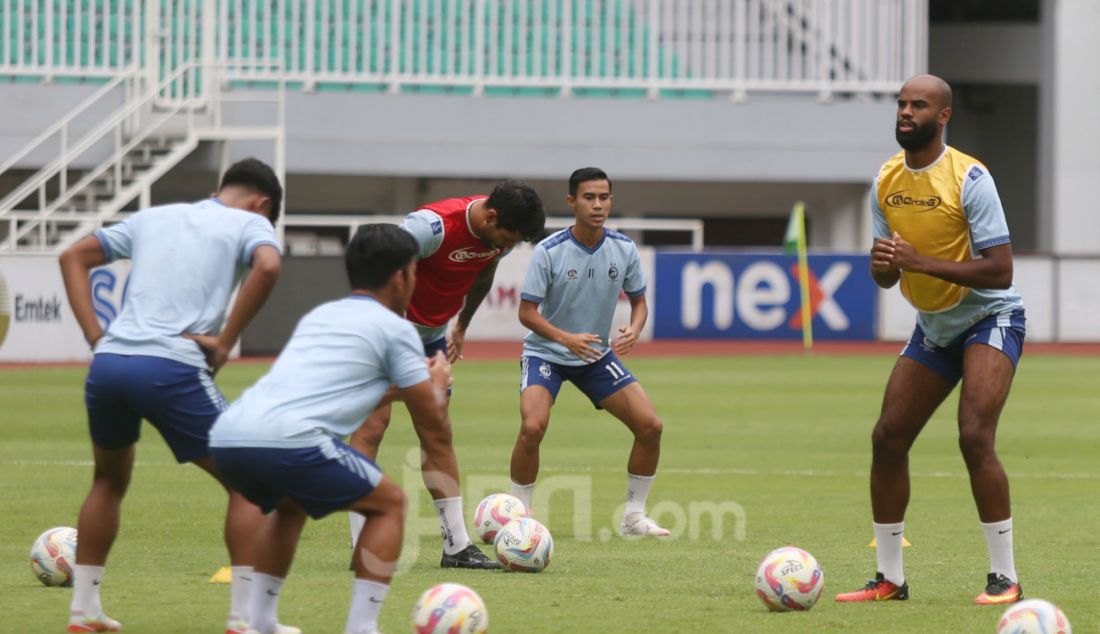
508, 167, 669, 537
835, 75, 1026, 605
347, 181, 545, 569
209, 224, 451, 634
58, 159, 285, 632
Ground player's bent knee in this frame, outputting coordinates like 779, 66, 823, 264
635, 417, 663, 443
871, 421, 911, 457
958, 429, 997, 465
519, 418, 550, 445
356, 478, 406, 517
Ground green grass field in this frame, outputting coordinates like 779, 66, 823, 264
2, 353, 1098, 633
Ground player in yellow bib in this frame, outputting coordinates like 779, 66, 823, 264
836, 75, 1026, 606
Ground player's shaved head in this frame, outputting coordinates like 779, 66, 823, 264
901, 74, 952, 109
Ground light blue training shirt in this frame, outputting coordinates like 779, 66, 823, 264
521, 228, 646, 366
93, 198, 280, 368
871, 164, 1024, 345
209, 295, 431, 449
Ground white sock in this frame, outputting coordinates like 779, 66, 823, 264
248, 573, 284, 634
511, 481, 535, 511
349, 512, 367, 549
345, 578, 389, 634
981, 518, 1017, 582
434, 497, 471, 555
625, 473, 655, 517
873, 521, 905, 586
70, 564, 104, 618
229, 565, 253, 623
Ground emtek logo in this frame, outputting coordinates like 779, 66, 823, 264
885, 190, 941, 211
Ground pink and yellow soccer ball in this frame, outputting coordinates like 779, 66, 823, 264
29, 526, 78, 587
411, 582, 489, 634
473, 493, 528, 544
996, 599, 1072, 634
754, 546, 824, 612
493, 517, 553, 573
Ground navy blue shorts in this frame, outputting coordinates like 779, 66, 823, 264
423, 337, 447, 358
901, 309, 1026, 384
211, 437, 383, 519
520, 351, 637, 408
423, 337, 451, 396
85, 353, 228, 463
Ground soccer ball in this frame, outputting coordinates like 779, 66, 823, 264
30, 526, 78, 587
754, 546, 824, 611
473, 493, 528, 543
996, 599, 1072, 634
410, 582, 488, 634
493, 517, 553, 572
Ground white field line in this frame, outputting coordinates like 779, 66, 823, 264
1, 460, 1096, 480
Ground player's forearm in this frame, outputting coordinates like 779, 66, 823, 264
59, 239, 107, 346
456, 267, 496, 330
629, 297, 648, 332
219, 252, 281, 348
519, 306, 574, 347
910, 255, 1012, 290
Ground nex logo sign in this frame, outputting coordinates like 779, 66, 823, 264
786, 262, 850, 330
677, 259, 853, 333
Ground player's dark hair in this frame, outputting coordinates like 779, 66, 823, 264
218, 158, 284, 225
345, 224, 419, 291
485, 180, 546, 243
568, 167, 612, 197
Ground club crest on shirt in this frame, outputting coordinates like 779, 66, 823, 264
608, 264, 619, 280
448, 247, 500, 262
567, 269, 578, 280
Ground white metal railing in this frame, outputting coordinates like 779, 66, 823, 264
0, 0, 142, 78
1, 59, 287, 254
220, 0, 926, 98
283, 214, 704, 252
3, 0, 925, 99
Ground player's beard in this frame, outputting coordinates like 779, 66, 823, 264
895, 119, 939, 152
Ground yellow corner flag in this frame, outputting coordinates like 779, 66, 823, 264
783, 202, 813, 351
209, 566, 232, 584
868, 537, 912, 548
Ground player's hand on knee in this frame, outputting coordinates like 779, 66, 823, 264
428, 351, 454, 389
447, 327, 466, 362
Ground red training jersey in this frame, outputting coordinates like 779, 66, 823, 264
405, 196, 503, 328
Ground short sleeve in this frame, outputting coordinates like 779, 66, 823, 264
400, 210, 445, 260
387, 322, 431, 389
961, 165, 1011, 250
239, 214, 282, 265
520, 245, 551, 303
870, 175, 890, 241
623, 244, 646, 297
95, 217, 137, 261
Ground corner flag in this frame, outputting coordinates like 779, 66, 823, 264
784, 202, 813, 351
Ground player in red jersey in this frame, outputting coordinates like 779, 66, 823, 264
348, 180, 545, 569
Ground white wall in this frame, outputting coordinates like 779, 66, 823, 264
1040, 0, 1100, 256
